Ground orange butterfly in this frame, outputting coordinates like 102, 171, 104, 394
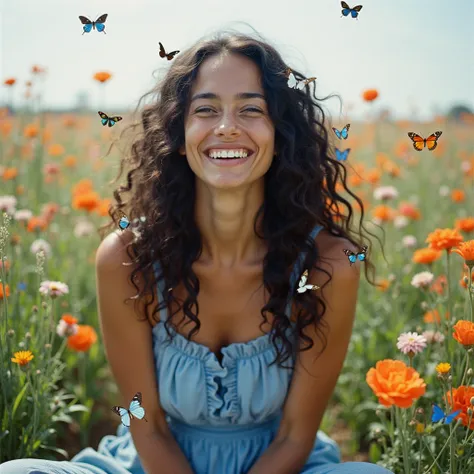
407, 131, 442, 152
159, 42, 180, 60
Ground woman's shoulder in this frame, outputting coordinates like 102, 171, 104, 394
315, 228, 358, 260
96, 229, 136, 270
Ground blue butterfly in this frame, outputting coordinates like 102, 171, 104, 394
118, 212, 130, 231
112, 392, 148, 427
343, 245, 368, 266
335, 148, 351, 162
341, 2, 363, 19
79, 14, 108, 35
332, 124, 350, 140
431, 404, 461, 424
98, 111, 123, 128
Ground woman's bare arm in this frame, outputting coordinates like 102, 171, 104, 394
96, 230, 194, 474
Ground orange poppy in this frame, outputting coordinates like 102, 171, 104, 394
445, 386, 474, 430
61, 314, 78, 325
4, 78, 16, 86
399, 202, 421, 221
453, 320, 474, 347
423, 309, 449, 324
452, 240, 474, 267
372, 205, 395, 222
455, 217, 474, 233
365, 169, 381, 185
412, 248, 442, 265
23, 124, 39, 139
72, 179, 94, 196
72, 191, 101, 212
0, 121, 12, 137
93, 72, 112, 83
362, 89, 379, 102
451, 189, 465, 203
26, 216, 48, 233
2, 167, 18, 181
67, 325, 98, 352
31, 65, 46, 74
430, 275, 447, 295
0, 284, 10, 299
63, 155, 77, 168
47, 144, 65, 157
95, 199, 113, 217
366, 359, 426, 408
426, 228, 463, 252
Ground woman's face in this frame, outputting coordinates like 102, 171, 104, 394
181, 53, 276, 189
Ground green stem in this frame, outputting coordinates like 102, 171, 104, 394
396, 407, 412, 474
459, 351, 470, 387
468, 266, 473, 323
446, 250, 453, 360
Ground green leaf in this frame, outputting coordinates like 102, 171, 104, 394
369, 441, 382, 462
11, 382, 29, 420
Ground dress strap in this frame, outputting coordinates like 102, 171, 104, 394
284, 224, 324, 319
153, 261, 168, 322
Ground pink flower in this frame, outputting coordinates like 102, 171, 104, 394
422, 330, 445, 344
39, 280, 69, 299
411, 271, 434, 289
397, 332, 427, 356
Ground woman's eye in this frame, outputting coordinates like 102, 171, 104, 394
194, 107, 263, 114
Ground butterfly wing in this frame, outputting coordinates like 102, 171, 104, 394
341, 124, 350, 139
351, 5, 363, 16
333, 128, 342, 139
159, 42, 167, 58
299, 77, 316, 89
129, 393, 146, 420
425, 131, 442, 151
79, 16, 93, 33
166, 50, 180, 60
287, 72, 298, 89
341, 1, 351, 15
112, 406, 131, 427
431, 404, 445, 423
444, 409, 462, 424
98, 111, 109, 126
407, 132, 425, 152
107, 116, 123, 128
336, 148, 350, 161
343, 249, 356, 265
357, 245, 368, 261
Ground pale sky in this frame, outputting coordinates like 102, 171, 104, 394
1, 0, 473, 120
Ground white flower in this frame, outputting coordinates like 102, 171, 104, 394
56, 319, 79, 337
411, 271, 435, 289
30, 239, 52, 258
74, 220, 95, 238
397, 331, 427, 355
439, 185, 450, 197
39, 280, 69, 299
394, 216, 409, 229
422, 330, 445, 344
14, 209, 33, 222
402, 235, 417, 248
461, 161, 472, 173
0, 195, 17, 215
373, 186, 399, 201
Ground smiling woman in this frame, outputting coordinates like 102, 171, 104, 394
0, 27, 390, 474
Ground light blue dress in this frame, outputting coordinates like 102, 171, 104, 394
0, 224, 392, 474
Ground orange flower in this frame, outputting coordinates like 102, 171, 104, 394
455, 217, 474, 233
423, 309, 449, 324
426, 228, 463, 252
348, 175, 363, 187
93, 72, 112, 83
2, 167, 18, 181
61, 314, 78, 325
41, 202, 60, 222
96, 198, 113, 217
383, 161, 401, 178
452, 240, 474, 267
23, 123, 39, 139
366, 359, 426, 408
445, 386, 474, 430
376, 279, 391, 292
62, 116, 77, 128
4, 78, 16, 86
0, 120, 12, 137
0, 284, 10, 300
26, 216, 48, 233
47, 144, 65, 157
430, 275, 447, 295
11, 350, 34, 366
63, 155, 77, 168
365, 169, 381, 185
72, 179, 94, 196
453, 320, 474, 347
0, 259, 10, 272
67, 325, 98, 352
362, 89, 379, 102
451, 189, 465, 203
412, 248, 442, 265
372, 205, 395, 222
72, 191, 101, 212
31, 65, 46, 74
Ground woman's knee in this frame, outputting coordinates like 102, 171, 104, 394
0, 459, 60, 474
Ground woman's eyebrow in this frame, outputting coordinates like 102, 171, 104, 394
190, 92, 266, 103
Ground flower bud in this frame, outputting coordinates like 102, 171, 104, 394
7, 329, 15, 337
41, 301, 47, 309
421, 301, 429, 310
467, 368, 473, 377
468, 408, 473, 416
36, 370, 41, 375
32, 305, 38, 313
448, 375, 452, 382
470, 397, 474, 406
44, 343, 52, 349
25, 332, 31, 339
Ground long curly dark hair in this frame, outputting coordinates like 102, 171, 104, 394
99, 27, 380, 371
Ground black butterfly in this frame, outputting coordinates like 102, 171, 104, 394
79, 14, 108, 35
343, 245, 368, 266
159, 42, 180, 60
98, 111, 123, 127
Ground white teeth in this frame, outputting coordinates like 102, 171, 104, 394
208, 149, 250, 159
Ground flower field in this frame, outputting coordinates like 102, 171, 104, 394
1, 80, 474, 472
